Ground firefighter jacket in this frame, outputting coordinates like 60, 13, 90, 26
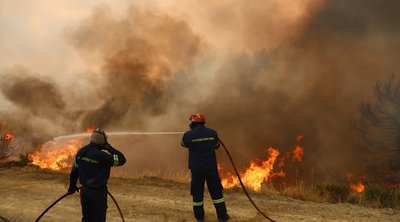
69, 142, 126, 188
181, 124, 221, 170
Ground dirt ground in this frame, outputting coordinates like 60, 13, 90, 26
0, 167, 399, 222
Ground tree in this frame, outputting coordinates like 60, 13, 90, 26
352, 75, 400, 184
0, 137, 11, 161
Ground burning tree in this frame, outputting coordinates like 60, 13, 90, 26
0, 133, 15, 161
353, 75, 400, 185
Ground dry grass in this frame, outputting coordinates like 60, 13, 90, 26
256, 182, 400, 210
2, 157, 400, 211
1, 166, 400, 221
125, 168, 400, 209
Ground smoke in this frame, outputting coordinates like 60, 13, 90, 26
0, 67, 68, 155
1, 67, 66, 118
1, 0, 400, 182
65, 6, 203, 128
194, 0, 400, 182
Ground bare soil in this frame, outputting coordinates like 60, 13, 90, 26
0, 167, 399, 222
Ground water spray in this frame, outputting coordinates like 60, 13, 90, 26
54, 131, 185, 140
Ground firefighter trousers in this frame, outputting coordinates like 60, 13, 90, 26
190, 169, 228, 220
80, 186, 108, 222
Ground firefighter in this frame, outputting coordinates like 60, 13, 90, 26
68, 128, 126, 222
181, 113, 229, 222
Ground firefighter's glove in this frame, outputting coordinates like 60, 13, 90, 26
102, 143, 113, 151
68, 185, 79, 195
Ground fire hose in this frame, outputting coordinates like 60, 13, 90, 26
0, 215, 10, 222
34, 188, 125, 222
220, 139, 277, 222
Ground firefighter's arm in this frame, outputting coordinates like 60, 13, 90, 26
68, 158, 79, 194
97, 144, 126, 167
181, 133, 189, 148
214, 133, 221, 149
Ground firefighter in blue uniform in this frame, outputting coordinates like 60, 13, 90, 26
181, 113, 229, 222
68, 128, 126, 222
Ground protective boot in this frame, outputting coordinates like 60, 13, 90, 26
218, 213, 230, 222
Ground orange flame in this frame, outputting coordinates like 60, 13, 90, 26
3, 132, 16, 142
29, 139, 82, 171
292, 145, 304, 162
350, 181, 365, 193
219, 135, 305, 192
295, 134, 304, 143
220, 147, 281, 191
86, 126, 95, 133
292, 134, 304, 162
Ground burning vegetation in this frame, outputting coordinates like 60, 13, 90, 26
28, 139, 82, 171
0, 132, 16, 161
350, 182, 366, 194
5, 132, 397, 209
1, 0, 400, 212
219, 135, 305, 192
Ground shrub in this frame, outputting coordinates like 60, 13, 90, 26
0, 153, 31, 168
317, 184, 349, 203
363, 184, 400, 208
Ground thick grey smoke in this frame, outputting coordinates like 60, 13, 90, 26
1, 67, 66, 118
66, 6, 203, 129
0, 67, 68, 155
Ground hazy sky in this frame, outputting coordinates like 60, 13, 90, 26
0, 1, 127, 76
0, 0, 320, 77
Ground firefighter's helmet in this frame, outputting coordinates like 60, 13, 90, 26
91, 128, 108, 145
189, 113, 206, 123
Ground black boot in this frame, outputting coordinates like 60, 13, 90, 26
218, 213, 230, 222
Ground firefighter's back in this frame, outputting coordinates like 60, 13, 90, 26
182, 124, 219, 170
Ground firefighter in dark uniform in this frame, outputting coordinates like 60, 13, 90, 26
181, 113, 229, 222
68, 128, 126, 222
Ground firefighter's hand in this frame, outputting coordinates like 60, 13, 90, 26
102, 143, 113, 151
67, 185, 79, 195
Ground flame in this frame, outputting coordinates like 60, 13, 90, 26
347, 172, 366, 193
220, 147, 281, 191
86, 126, 95, 133
292, 134, 304, 162
29, 139, 82, 171
292, 144, 304, 162
3, 132, 16, 142
219, 135, 305, 192
350, 181, 365, 193
295, 134, 304, 143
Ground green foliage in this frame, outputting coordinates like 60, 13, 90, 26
317, 184, 349, 203
364, 184, 400, 208
278, 183, 400, 209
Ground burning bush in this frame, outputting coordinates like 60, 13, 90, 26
0, 133, 15, 161
219, 135, 305, 192
28, 139, 82, 171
